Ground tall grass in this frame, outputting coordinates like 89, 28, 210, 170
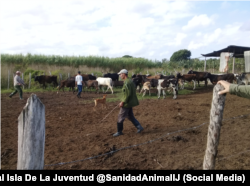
1, 53, 158, 72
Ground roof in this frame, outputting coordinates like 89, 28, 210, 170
201, 45, 250, 58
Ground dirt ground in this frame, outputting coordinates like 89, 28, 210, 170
1, 84, 250, 170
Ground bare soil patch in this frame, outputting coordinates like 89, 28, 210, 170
1, 85, 250, 170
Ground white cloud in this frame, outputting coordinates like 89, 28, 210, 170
0, 1, 249, 61
182, 14, 214, 31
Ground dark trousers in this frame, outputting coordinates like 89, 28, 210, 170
117, 107, 139, 124
10, 85, 23, 98
77, 85, 82, 96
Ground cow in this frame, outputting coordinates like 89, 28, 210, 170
187, 70, 209, 87
206, 73, 235, 85
139, 82, 151, 97
103, 73, 119, 81
149, 79, 177, 99
145, 74, 163, 79
160, 78, 178, 99
132, 75, 147, 92
161, 75, 175, 80
176, 73, 196, 90
236, 72, 250, 85
96, 77, 114, 94
88, 74, 97, 80
83, 80, 99, 93
112, 81, 124, 88
74, 74, 89, 81
57, 77, 76, 94
34, 75, 58, 89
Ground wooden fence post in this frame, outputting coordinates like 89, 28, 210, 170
68, 73, 70, 78
17, 94, 45, 169
203, 84, 226, 170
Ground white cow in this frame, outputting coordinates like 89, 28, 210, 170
96, 77, 114, 94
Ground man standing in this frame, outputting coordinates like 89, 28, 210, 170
9, 71, 25, 100
75, 71, 83, 98
113, 69, 144, 137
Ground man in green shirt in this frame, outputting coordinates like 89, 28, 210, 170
113, 69, 144, 137
218, 80, 250, 99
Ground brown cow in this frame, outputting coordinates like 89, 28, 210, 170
57, 77, 76, 94
83, 80, 99, 93
74, 74, 89, 81
177, 73, 197, 90
187, 70, 209, 87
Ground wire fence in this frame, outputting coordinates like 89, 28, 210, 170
44, 113, 250, 167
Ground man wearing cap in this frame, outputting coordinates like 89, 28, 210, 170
113, 69, 144, 137
9, 71, 25, 100
75, 71, 83, 98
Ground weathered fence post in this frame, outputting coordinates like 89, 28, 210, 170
203, 84, 226, 170
68, 73, 70, 78
17, 94, 45, 169
29, 73, 31, 89
49, 71, 51, 75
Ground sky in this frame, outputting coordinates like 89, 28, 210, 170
1, 0, 250, 61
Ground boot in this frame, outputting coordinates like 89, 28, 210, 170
132, 119, 144, 133
9, 93, 14, 98
113, 122, 123, 137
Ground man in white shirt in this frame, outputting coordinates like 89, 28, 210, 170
75, 71, 83, 98
9, 71, 25, 100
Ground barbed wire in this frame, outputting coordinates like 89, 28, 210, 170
44, 113, 250, 167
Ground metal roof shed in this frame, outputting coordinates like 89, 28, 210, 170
201, 45, 250, 73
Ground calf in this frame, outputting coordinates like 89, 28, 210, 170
57, 77, 76, 94
96, 77, 113, 94
139, 82, 151, 97
206, 73, 235, 85
83, 80, 99, 93
176, 73, 196, 90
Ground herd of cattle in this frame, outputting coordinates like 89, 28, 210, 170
33, 71, 250, 99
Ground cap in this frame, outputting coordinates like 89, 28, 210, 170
16, 71, 21, 74
117, 69, 128, 75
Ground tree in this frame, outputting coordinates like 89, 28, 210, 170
122, 55, 133, 58
170, 49, 191, 62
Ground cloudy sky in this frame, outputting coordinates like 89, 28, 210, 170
1, 0, 250, 61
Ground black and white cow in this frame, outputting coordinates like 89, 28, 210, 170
150, 78, 178, 99
236, 72, 250, 85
